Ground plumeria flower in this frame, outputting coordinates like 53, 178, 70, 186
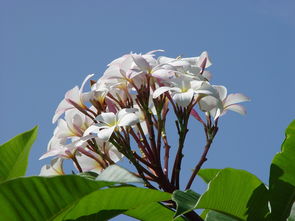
158, 51, 212, 81
76, 140, 123, 173
153, 76, 215, 107
39, 158, 64, 176
54, 109, 93, 139
52, 74, 94, 123
199, 85, 250, 120
131, 52, 175, 80
84, 108, 139, 141
39, 135, 95, 160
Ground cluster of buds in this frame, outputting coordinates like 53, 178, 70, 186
40, 50, 249, 192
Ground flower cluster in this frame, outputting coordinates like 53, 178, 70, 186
40, 50, 249, 191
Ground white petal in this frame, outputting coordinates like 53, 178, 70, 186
213, 85, 227, 101
76, 150, 104, 174
225, 104, 247, 115
118, 113, 139, 127
97, 127, 115, 141
199, 96, 219, 112
152, 86, 171, 98
96, 112, 116, 125
80, 74, 94, 94
52, 99, 72, 123
65, 86, 81, 104
39, 148, 64, 160
172, 89, 194, 107
224, 93, 250, 107
132, 54, 150, 72
151, 69, 174, 80
117, 108, 138, 121
83, 124, 101, 135
39, 158, 64, 176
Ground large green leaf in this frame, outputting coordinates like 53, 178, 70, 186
0, 126, 38, 182
62, 187, 171, 220
195, 168, 269, 221
198, 169, 220, 184
0, 175, 112, 221
125, 201, 187, 221
268, 120, 295, 221
204, 210, 240, 221
0, 175, 171, 221
172, 189, 200, 218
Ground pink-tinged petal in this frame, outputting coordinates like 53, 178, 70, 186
132, 54, 150, 72
97, 127, 115, 141
39, 158, 64, 176
190, 109, 205, 125
80, 74, 94, 94
224, 93, 250, 107
151, 69, 174, 80
39, 148, 64, 160
106, 98, 118, 114
213, 85, 227, 101
172, 89, 194, 107
118, 113, 139, 127
198, 51, 212, 68
65, 86, 81, 104
225, 104, 247, 115
52, 99, 73, 123
96, 112, 116, 125
152, 86, 172, 98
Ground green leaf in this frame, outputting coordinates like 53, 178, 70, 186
195, 168, 269, 221
205, 210, 240, 221
125, 202, 187, 221
0, 126, 38, 182
62, 187, 171, 220
66, 210, 125, 221
268, 120, 295, 221
0, 175, 113, 220
0, 175, 171, 221
198, 169, 220, 184
96, 164, 143, 183
172, 189, 200, 218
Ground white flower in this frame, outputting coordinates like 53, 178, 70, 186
153, 76, 215, 107
199, 85, 250, 120
39, 158, 64, 176
54, 109, 93, 139
39, 135, 95, 160
84, 108, 139, 141
52, 74, 94, 123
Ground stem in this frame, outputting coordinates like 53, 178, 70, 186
185, 126, 218, 190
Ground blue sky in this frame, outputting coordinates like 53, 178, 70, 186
1, 0, 295, 219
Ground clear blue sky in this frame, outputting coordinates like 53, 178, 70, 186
1, 0, 295, 219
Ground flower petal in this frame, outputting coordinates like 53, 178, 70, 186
39, 158, 64, 176
172, 89, 194, 107
96, 112, 116, 125
132, 54, 150, 72
97, 127, 115, 141
118, 113, 139, 127
224, 93, 250, 107
152, 86, 171, 98
225, 104, 247, 115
